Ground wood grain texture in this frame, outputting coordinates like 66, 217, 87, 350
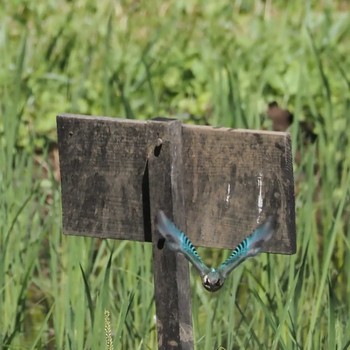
182, 125, 295, 254
147, 120, 193, 350
57, 114, 295, 253
57, 114, 149, 241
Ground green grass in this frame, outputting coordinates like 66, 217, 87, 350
1, 0, 350, 349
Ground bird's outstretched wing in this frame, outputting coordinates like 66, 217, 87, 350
156, 211, 210, 277
217, 217, 276, 278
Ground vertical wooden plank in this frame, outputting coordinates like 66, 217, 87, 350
147, 120, 193, 350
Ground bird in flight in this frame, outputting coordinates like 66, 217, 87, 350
156, 211, 276, 292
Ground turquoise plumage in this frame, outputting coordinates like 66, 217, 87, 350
156, 210, 275, 292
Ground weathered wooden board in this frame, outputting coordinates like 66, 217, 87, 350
182, 125, 295, 254
57, 114, 296, 253
57, 115, 148, 241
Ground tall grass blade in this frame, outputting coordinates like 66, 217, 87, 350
80, 263, 94, 326
306, 172, 350, 349
114, 291, 135, 348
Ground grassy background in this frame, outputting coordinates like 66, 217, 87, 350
1, 0, 350, 349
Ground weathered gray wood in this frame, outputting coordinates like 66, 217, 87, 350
57, 115, 149, 241
57, 114, 295, 253
182, 125, 295, 254
147, 120, 193, 350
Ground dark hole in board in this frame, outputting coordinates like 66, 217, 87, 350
157, 238, 165, 249
154, 144, 162, 157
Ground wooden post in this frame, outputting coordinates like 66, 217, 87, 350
56, 114, 296, 350
147, 119, 193, 349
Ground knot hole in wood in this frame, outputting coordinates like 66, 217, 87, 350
154, 138, 163, 157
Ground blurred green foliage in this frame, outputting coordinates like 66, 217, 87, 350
1, 0, 349, 146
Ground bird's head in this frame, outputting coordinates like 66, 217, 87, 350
202, 268, 224, 292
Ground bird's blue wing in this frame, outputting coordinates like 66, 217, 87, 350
156, 211, 210, 277
217, 217, 275, 278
